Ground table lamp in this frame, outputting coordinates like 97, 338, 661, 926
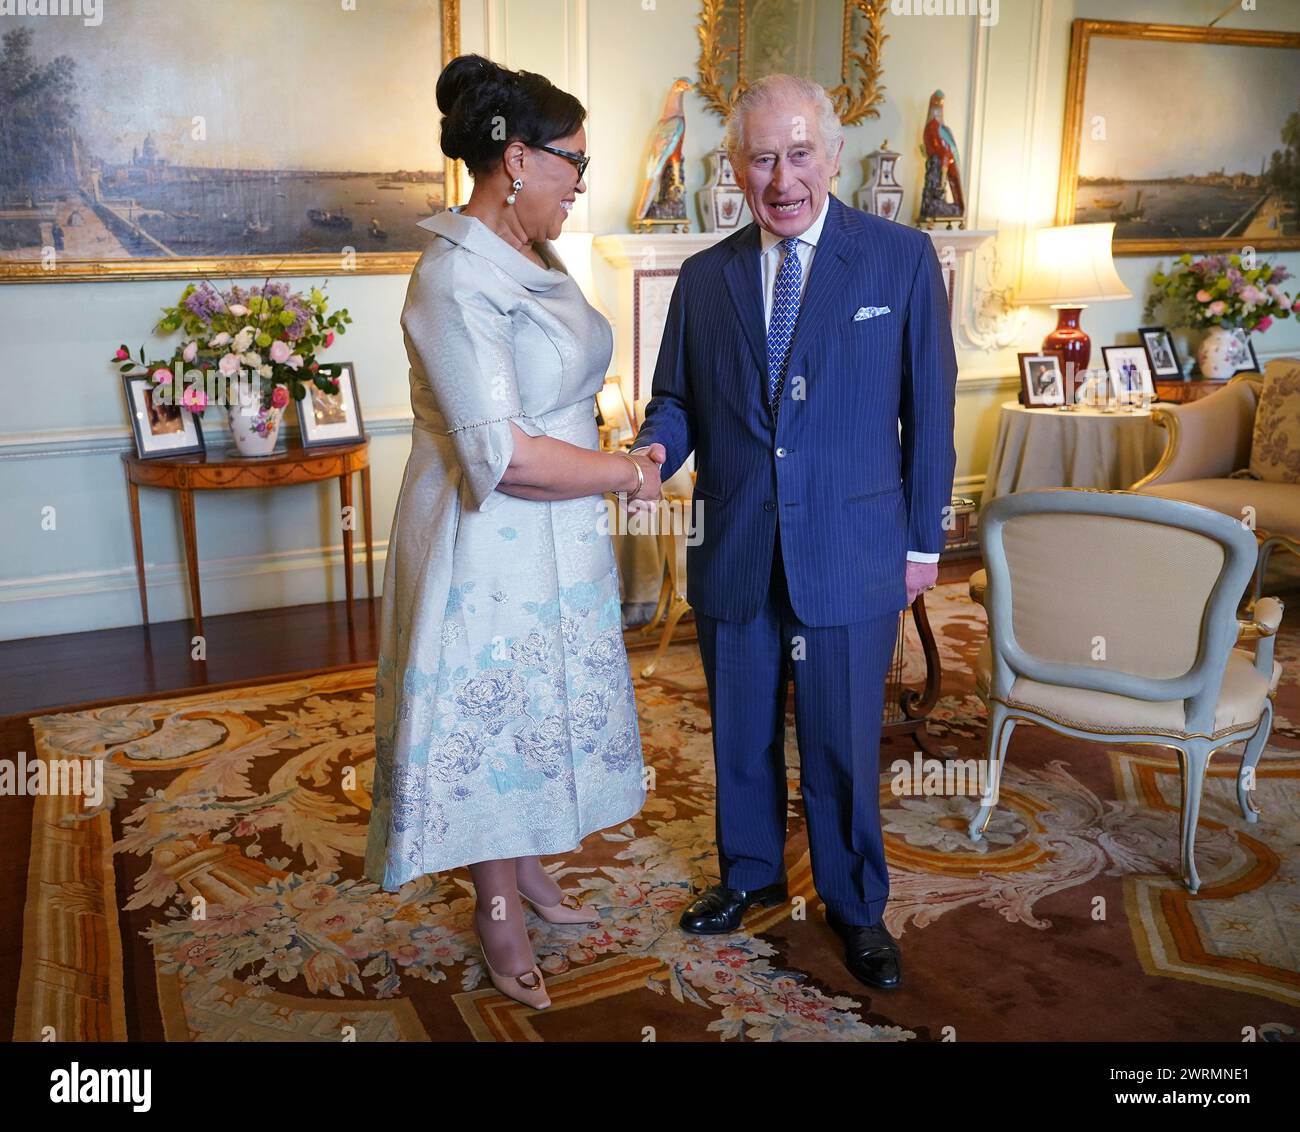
1016, 222, 1131, 372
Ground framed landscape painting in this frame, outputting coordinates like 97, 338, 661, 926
0, 0, 461, 283
1057, 20, 1300, 254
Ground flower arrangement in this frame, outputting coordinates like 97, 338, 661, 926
1144, 253, 1296, 334
112, 279, 352, 421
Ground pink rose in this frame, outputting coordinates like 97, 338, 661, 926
218, 352, 242, 376
181, 385, 207, 411
154, 368, 173, 385
269, 339, 291, 364
1207, 300, 1226, 316
1256, 316, 1273, 332
286, 354, 303, 370
182, 340, 197, 362
1196, 289, 1212, 303
271, 385, 289, 408
114, 346, 129, 360
324, 331, 335, 348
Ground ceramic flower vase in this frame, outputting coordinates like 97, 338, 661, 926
1196, 325, 1247, 379
228, 403, 284, 456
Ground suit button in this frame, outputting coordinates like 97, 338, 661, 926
764, 501, 776, 512
776, 447, 786, 458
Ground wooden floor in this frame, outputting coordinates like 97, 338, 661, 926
0, 551, 1061, 718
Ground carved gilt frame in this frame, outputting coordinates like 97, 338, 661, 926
696, 0, 889, 127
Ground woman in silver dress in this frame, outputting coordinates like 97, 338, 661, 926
364, 55, 665, 1009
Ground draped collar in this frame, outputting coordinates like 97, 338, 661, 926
416, 206, 569, 292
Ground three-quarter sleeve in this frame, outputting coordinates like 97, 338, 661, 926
400, 252, 536, 512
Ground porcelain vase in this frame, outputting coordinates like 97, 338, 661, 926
228, 403, 283, 456
1196, 325, 1247, 379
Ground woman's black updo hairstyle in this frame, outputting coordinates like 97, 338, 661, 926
437, 54, 586, 179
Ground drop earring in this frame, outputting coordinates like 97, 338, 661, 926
506, 178, 523, 206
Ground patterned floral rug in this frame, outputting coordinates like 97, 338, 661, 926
8, 581, 1299, 1042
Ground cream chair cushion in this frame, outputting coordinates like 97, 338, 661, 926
1249, 359, 1300, 483
1138, 478, 1300, 542
974, 641, 1279, 739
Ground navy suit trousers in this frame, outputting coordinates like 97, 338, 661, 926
693, 524, 899, 926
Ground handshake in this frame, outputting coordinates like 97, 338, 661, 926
623, 443, 667, 513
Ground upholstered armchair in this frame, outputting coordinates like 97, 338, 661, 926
1133, 361, 1300, 600
967, 490, 1284, 893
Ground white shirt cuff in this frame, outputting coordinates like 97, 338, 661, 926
906, 551, 940, 563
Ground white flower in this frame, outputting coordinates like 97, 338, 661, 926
286, 354, 303, 370
241, 351, 261, 368
258, 364, 273, 378
208, 332, 231, 348
218, 352, 242, 376
232, 327, 255, 353
228, 303, 249, 316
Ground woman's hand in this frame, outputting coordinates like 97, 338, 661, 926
626, 444, 666, 512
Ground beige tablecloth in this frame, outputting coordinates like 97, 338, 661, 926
982, 401, 1166, 502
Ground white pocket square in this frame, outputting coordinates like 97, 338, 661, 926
854, 305, 891, 321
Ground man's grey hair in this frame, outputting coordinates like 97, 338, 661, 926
722, 74, 845, 162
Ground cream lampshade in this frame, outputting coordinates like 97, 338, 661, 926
1017, 222, 1132, 373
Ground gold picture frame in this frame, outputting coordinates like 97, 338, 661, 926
1056, 19, 1300, 254
1, 0, 462, 284
696, 0, 889, 127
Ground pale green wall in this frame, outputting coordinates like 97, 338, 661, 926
2, 0, 1297, 640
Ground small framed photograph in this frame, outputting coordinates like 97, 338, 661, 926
1102, 345, 1156, 405
1018, 351, 1067, 407
1138, 326, 1181, 378
123, 374, 205, 459
1229, 327, 1262, 374
295, 363, 365, 447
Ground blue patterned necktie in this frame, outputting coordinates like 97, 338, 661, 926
766, 236, 802, 416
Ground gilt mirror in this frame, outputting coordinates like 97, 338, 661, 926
696, 0, 889, 126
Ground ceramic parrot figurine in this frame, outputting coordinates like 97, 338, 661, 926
634, 77, 693, 229
920, 89, 965, 221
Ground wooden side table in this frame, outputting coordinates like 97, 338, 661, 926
1154, 378, 1230, 403
121, 439, 374, 634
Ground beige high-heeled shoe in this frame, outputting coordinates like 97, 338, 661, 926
482, 952, 551, 1010
519, 888, 601, 925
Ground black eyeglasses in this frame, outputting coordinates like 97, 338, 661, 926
536, 144, 590, 180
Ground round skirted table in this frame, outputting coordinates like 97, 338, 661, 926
981, 401, 1166, 503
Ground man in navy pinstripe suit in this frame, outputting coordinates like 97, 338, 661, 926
629, 74, 957, 990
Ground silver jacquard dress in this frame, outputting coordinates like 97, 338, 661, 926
364, 208, 646, 890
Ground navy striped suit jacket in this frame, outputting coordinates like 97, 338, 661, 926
632, 194, 958, 627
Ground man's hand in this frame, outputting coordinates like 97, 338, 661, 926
626, 443, 666, 512
904, 560, 938, 605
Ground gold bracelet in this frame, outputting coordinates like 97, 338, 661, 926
615, 450, 643, 499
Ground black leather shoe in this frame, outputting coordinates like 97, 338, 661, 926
678, 879, 788, 934
826, 909, 902, 990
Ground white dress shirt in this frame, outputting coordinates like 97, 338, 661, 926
637, 194, 939, 566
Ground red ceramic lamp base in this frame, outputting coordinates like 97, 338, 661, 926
1043, 306, 1091, 376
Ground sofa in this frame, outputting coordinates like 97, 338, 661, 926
1132, 359, 1300, 598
